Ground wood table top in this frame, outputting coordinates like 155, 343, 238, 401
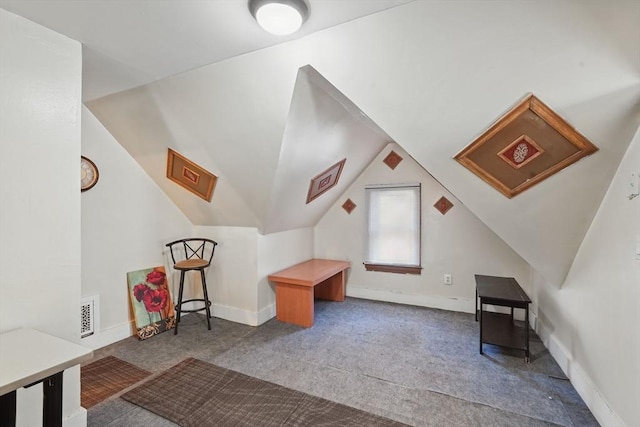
268, 259, 350, 287
0, 328, 93, 395
475, 274, 531, 303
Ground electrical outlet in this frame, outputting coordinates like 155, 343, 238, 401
444, 274, 452, 285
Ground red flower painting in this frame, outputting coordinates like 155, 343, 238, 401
146, 269, 166, 286
127, 266, 175, 339
133, 283, 148, 302
142, 287, 169, 313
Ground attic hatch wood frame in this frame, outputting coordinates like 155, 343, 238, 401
454, 93, 598, 198
166, 148, 217, 202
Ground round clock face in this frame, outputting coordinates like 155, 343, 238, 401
81, 156, 99, 192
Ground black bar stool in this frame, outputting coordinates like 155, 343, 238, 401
165, 238, 218, 334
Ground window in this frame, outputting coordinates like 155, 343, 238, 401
364, 183, 421, 274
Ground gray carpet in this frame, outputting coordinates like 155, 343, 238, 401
122, 357, 408, 426
86, 297, 599, 427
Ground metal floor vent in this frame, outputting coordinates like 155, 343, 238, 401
81, 295, 99, 338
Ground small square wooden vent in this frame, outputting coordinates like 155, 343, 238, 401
383, 150, 403, 170
342, 198, 356, 214
454, 94, 598, 198
434, 196, 453, 215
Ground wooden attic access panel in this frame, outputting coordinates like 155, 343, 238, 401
454, 94, 598, 198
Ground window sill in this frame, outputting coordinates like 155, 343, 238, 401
363, 263, 422, 275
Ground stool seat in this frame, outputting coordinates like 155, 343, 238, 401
175, 259, 209, 270
165, 238, 218, 335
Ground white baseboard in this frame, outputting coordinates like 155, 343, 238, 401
346, 286, 476, 313
535, 315, 625, 427
528, 311, 538, 338
256, 303, 276, 326
82, 305, 269, 349
213, 302, 273, 327
65, 407, 87, 427
80, 320, 133, 350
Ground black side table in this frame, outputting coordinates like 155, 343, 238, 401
475, 274, 531, 362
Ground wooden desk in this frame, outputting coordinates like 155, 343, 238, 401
268, 259, 350, 327
0, 328, 93, 427
475, 274, 531, 362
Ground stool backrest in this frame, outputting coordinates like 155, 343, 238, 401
165, 238, 218, 268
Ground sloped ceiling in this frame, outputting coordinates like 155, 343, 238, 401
6, 1, 640, 286
87, 64, 391, 232
263, 66, 392, 234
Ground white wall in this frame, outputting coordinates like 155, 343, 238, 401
306, 0, 639, 287
81, 107, 193, 348
0, 9, 85, 427
531, 129, 640, 427
315, 143, 531, 313
85, 0, 640, 289
81, 110, 311, 341
257, 228, 314, 322
193, 226, 260, 324
187, 226, 313, 326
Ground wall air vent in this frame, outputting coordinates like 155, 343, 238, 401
81, 295, 99, 338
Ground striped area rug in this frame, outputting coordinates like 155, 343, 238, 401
81, 356, 151, 408
122, 358, 407, 426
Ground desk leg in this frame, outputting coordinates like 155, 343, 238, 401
314, 272, 345, 302
479, 300, 483, 355
475, 288, 478, 321
43, 371, 63, 427
0, 390, 16, 427
275, 282, 315, 327
525, 306, 530, 363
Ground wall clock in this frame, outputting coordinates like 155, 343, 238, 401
81, 156, 99, 192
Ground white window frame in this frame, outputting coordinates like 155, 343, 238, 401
364, 183, 422, 275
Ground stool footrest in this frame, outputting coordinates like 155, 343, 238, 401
175, 299, 211, 314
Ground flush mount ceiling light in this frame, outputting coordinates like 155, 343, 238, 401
249, 0, 309, 35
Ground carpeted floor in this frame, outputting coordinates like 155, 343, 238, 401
122, 357, 407, 426
85, 297, 600, 426
81, 355, 151, 408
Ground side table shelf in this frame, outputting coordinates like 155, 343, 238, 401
481, 312, 527, 352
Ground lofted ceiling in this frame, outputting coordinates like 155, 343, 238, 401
0, 0, 414, 101
2, 0, 639, 286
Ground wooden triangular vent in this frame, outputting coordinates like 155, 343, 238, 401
454, 94, 598, 198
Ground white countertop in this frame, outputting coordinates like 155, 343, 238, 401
0, 328, 93, 395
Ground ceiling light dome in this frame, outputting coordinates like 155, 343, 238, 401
249, 0, 309, 36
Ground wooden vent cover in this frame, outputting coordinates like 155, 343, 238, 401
454, 94, 598, 198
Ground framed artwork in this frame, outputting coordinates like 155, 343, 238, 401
454, 93, 598, 198
166, 148, 217, 202
127, 266, 175, 340
306, 158, 346, 204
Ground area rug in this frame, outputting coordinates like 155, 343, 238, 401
121, 358, 408, 426
81, 355, 152, 408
